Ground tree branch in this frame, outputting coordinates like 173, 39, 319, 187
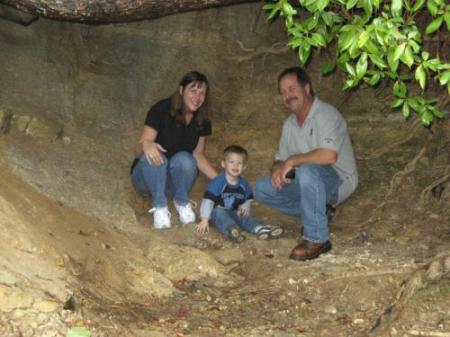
0, 0, 259, 24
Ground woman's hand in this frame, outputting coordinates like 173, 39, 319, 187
143, 141, 166, 166
196, 219, 210, 234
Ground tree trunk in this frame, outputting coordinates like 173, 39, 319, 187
0, 0, 259, 24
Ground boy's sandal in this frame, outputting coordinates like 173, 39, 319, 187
256, 225, 284, 240
229, 226, 245, 243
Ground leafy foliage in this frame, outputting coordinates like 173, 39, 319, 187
264, 0, 450, 125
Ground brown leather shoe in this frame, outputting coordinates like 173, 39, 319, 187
289, 240, 332, 261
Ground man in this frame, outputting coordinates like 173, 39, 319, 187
254, 66, 358, 261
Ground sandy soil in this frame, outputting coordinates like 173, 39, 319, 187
1, 120, 450, 337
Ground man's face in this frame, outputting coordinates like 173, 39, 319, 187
279, 73, 311, 115
180, 81, 207, 113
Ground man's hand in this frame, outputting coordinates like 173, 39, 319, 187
271, 160, 294, 189
279, 160, 295, 185
196, 218, 209, 234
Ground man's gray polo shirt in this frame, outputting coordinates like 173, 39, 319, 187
275, 97, 358, 204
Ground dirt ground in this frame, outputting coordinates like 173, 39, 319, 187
1, 117, 450, 337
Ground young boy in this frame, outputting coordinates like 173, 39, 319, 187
196, 145, 283, 241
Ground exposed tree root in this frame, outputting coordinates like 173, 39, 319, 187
350, 131, 434, 235
420, 166, 450, 204
385, 131, 433, 199
409, 330, 450, 337
321, 265, 418, 284
230, 41, 290, 63
368, 251, 450, 335
359, 120, 421, 160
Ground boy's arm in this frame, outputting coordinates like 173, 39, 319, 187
196, 199, 214, 234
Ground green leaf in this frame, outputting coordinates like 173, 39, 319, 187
408, 97, 424, 112
427, 0, 438, 16
338, 31, 357, 51
348, 37, 360, 58
288, 37, 304, 48
345, 62, 356, 76
391, 98, 404, 108
402, 101, 411, 117
343, 78, 357, 90
445, 12, 450, 30
346, 0, 359, 10
371, 0, 382, 10
310, 33, 327, 47
387, 50, 400, 72
369, 53, 388, 68
423, 58, 441, 71
391, 0, 403, 16
393, 81, 408, 97
365, 72, 382, 85
425, 16, 444, 34
316, 0, 330, 11
66, 327, 91, 337
357, 30, 370, 48
400, 45, 414, 68
266, 7, 279, 21
420, 111, 433, 125
429, 106, 444, 118
364, 40, 379, 54
298, 44, 312, 64
262, 3, 276, 11
421, 51, 430, 60
414, 64, 426, 89
356, 52, 368, 78
411, 0, 426, 12
321, 11, 333, 26
439, 70, 450, 85
320, 60, 336, 75
393, 42, 406, 61
282, 2, 296, 16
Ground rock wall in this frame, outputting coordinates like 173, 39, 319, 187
0, 3, 379, 230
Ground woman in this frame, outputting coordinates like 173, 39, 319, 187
131, 71, 218, 229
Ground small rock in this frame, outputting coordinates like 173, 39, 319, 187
324, 305, 337, 314
25, 116, 63, 140
427, 260, 443, 280
62, 136, 71, 145
12, 114, 32, 132
0, 285, 34, 312
34, 299, 59, 313
353, 318, 364, 325
444, 256, 450, 272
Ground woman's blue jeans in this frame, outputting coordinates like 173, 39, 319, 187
211, 207, 262, 238
131, 151, 198, 208
254, 164, 341, 243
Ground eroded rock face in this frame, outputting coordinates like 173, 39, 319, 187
0, 3, 299, 231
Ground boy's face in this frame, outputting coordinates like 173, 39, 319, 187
221, 152, 246, 179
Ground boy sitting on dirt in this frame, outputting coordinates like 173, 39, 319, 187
195, 145, 283, 241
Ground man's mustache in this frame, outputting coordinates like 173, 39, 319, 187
286, 96, 297, 105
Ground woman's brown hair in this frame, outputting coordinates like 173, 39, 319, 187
170, 71, 211, 128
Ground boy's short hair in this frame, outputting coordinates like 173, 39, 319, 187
223, 145, 248, 160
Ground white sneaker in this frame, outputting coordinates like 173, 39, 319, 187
174, 200, 196, 225
148, 207, 171, 229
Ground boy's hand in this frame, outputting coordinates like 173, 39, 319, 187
237, 208, 250, 217
196, 218, 209, 234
